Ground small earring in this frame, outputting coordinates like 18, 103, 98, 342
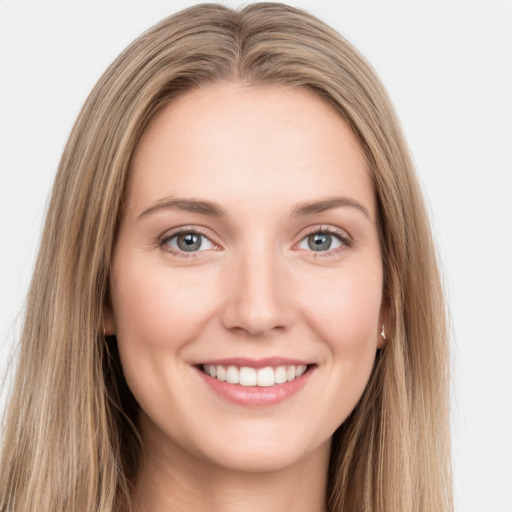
380, 324, 386, 340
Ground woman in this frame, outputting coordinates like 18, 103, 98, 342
0, 3, 452, 511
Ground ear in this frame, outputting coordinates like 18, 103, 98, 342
103, 307, 117, 336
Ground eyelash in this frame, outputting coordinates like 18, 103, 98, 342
159, 227, 217, 259
297, 226, 353, 256
158, 226, 353, 258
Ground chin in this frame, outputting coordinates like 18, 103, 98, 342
184, 421, 333, 474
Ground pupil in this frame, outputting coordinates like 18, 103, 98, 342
308, 233, 331, 251
177, 233, 201, 252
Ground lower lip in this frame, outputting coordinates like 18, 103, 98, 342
195, 366, 314, 407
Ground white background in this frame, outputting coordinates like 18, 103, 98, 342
1, 1, 511, 510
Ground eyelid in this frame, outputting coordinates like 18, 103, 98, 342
156, 224, 353, 258
295, 225, 353, 253
158, 225, 221, 257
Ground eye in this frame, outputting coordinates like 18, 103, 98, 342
162, 231, 215, 253
297, 229, 350, 252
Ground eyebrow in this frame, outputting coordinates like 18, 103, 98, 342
138, 196, 370, 220
138, 198, 226, 219
291, 197, 370, 219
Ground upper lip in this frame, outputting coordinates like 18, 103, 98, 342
194, 357, 313, 369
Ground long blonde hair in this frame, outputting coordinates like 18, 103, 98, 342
0, 3, 452, 511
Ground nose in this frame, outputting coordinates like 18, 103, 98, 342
220, 245, 293, 337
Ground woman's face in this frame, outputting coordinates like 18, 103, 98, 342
107, 83, 385, 473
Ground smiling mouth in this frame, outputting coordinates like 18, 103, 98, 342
200, 364, 310, 387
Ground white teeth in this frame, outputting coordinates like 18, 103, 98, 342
296, 365, 307, 377
226, 366, 239, 384
239, 367, 257, 386
257, 367, 275, 387
275, 366, 287, 384
202, 364, 309, 386
216, 365, 226, 381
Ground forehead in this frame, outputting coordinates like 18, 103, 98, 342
126, 82, 375, 220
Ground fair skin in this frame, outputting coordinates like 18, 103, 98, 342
106, 83, 386, 512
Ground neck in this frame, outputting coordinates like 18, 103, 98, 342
132, 420, 330, 512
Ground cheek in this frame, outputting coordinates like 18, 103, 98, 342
112, 260, 219, 350
110, 256, 223, 417
109, 257, 221, 401
297, 262, 382, 403
300, 263, 383, 347
302, 269, 382, 430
